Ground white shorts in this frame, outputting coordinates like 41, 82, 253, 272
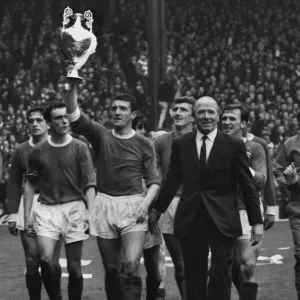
158, 196, 180, 234
238, 201, 264, 240
144, 232, 163, 249
34, 201, 88, 244
16, 195, 40, 231
89, 192, 148, 239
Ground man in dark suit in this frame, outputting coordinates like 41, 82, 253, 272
149, 96, 264, 300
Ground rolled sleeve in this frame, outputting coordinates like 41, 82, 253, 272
143, 142, 161, 187
266, 206, 276, 215
67, 107, 80, 123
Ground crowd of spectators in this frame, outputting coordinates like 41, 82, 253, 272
1, 0, 300, 213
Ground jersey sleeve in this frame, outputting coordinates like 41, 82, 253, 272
143, 140, 161, 187
78, 142, 97, 193
250, 143, 267, 192
26, 149, 41, 185
69, 107, 107, 154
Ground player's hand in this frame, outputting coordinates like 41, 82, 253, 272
264, 214, 275, 231
283, 162, 298, 184
84, 210, 90, 234
25, 218, 37, 238
136, 201, 149, 224
8, 221, 18, 236
250, 223, 264, 246
148, 210, 161, 235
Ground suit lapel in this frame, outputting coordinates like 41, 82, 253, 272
187, 132, 201, 172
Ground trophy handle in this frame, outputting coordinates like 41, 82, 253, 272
63, 6, 73, 29
84, 10, 94, 32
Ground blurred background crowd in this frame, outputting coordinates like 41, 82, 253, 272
0, 0, 300, 216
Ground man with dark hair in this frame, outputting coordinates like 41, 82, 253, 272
221, 103, 269, 300
65, 85, 161, 300
276, 112, 300, 299
24, 102, 96, 300
149, 96, 263, 300
132, 114, 166, 300
153, 96, 196, 300
7, 106, 62, 300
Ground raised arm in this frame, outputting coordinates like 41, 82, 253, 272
65, 83, 106, 151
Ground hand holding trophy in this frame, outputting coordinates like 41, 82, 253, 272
58, 7, 97, 83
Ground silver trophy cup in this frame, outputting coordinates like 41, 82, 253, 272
58, 7, 97, 83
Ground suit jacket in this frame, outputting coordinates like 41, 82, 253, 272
154, 130, 263, 238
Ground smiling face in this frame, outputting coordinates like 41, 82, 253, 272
111, 100, 136, 129
194, 97, 219, 134
221, 109, 245, 138
172, 102, 194, 128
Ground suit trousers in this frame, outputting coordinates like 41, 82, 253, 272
180, 201, 236, 300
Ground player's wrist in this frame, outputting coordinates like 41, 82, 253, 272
287, 174, 298, 185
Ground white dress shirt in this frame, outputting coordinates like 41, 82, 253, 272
196, 128, 218, 160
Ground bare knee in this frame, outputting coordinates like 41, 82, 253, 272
67, 260, 82, 278
123, 261, 140, 277
240, 261, 256, 281
24, 251, 40, 273
40, 255, 55, 269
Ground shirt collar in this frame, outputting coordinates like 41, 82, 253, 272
112, 129, 136, 139
196, 128, 218, 142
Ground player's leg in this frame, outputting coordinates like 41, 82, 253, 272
37, 236, 62, 300
20, 231, 42, 300
156, 243, 167, 300
53, 239, 63, 298
286, 202, 300, 300
233, 239, 262, 300
97, 237, 123, 300
89, 193, 123, 300
122, 231, 146, 300
163, 234, 186, 299
159, 197, 186, 299
232, 210, 262, 300
35, 203, 63, 299
65, 241, 84, 300
143, 244, 161, 300
64, 201, 89, 300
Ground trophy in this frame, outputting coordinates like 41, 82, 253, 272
58, 7, 97, 83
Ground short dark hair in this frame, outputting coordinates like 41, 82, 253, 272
132, 111, 148, 130
222, 103, 250, 123
174, 96, 196, 106
44, 102, 66, 122
113, 93, 138, 112
27, 106, 45, 122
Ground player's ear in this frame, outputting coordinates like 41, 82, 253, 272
131, 110, 137, 120
241, 120, 246, 129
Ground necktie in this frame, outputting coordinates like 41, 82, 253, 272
200, 136, 207, 171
